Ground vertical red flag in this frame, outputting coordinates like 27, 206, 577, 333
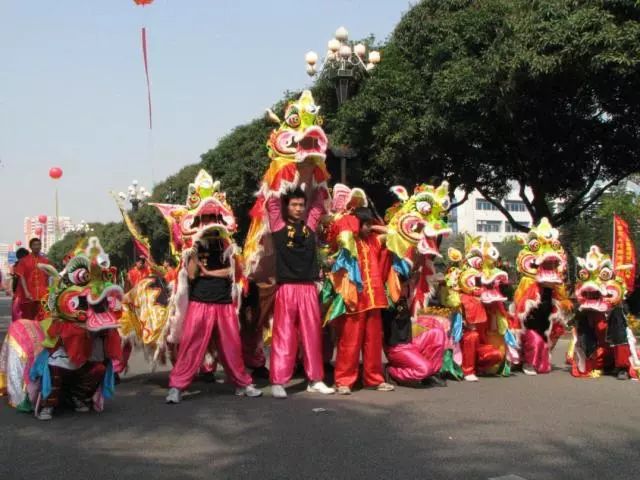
142, 27, 153, 130
613, 214, 637, 292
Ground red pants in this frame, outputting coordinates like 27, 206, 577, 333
169, 301, 252, 390
43, 362, 106, 408
572, 315, 632, 377
334, 310, 385, 388
270, 283, 324, 385
461, 325, 503, 376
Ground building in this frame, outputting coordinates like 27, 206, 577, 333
23, 216, 74, 253
0, 243, 10, 287
450, 182, 534, 242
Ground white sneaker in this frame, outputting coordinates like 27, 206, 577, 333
523, 364, 537, 376
235, 384, 263, 398
166, 387, 182, 404
71, 396, 90, 413
271, 384, 287, 399
464, 374, 479, 382
37, 406, 53, 421
307, 381, 335, 395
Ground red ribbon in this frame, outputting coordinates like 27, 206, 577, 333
142, 27, 152, 130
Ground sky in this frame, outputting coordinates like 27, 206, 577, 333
0, 0, 411, 245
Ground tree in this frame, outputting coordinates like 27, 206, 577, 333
333, 0, 640, 230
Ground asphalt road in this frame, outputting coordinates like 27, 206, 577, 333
1, 294, 639, 480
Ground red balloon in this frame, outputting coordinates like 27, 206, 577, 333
35, 227, 43, 235
38, 214, 47, 224
49, 167, 63, 179
134, 0, 154, 5
15, 240, 22, 246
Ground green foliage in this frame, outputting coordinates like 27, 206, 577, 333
333, 0, 640, 228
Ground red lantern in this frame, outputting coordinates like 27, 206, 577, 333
134, 0, 154, 5
15, 240, 22, 246
38, 214, 47, 224
49, 167, 63, 180
35, 227, 43, 236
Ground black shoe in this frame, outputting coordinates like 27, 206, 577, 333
251, 366, 270, 380
617, 369, 630, 381
422, 374, 447, 388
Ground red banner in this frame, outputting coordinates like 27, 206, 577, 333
613, 214, 637, 293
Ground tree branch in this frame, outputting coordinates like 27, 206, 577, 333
477, 187, 529, 232
554, 175, 626, 226
551, 163, 602, 224
448, 189, 469, 212
517, 181, 536, 218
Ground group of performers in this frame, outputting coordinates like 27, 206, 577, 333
1, 91, 638, 421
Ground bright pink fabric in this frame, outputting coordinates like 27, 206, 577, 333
11, 296, 23, 322
521, 329, 551, 374
270, 283, 324, 385
385, 326, 445, 383
169, 301, 252, 389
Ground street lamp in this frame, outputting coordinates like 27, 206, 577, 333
165, 188, 178, 204
74, 220, 94, 235
305, 26, 381, 183
118, 179, 152, 213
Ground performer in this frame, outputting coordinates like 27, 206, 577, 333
331, 207, 394, 394
13, 238, 52, 320
239, 280, 271, 379
10, 248, 29, 321
441, 236, 519, 381
267, 188, 335, 398
570, 245, 639, 380
512, 218, 572, 375
17, 238, 125, 420
127, 256, 151, 289
166, 232, 262, 403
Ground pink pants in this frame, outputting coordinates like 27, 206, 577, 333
11, 297, 23, 322
385, 327, 446, 383
169, 301, 252, 390
521, 329, 551, 374
270, 283, 324, 385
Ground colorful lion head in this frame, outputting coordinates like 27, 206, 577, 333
516, 217, 567, 286
267, 90, 328, 164
152, 170, 238, 255
575, 245, 626, 312
447, 234, 509, 304
385, 182, 451, 260
43, 237, 124, 332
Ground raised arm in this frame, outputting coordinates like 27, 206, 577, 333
266, 195, 285, 232
306, 188, 327, 232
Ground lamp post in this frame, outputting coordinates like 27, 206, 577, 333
118, 179, 151, 213
74, 220, 94, 236
305, 26, 381, 184
118, 180, 151, 262
165, 188, 178, 204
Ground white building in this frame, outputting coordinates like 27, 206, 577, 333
23, 216, 74, 253
450, 182, 534, 242
0, 243, 10, 287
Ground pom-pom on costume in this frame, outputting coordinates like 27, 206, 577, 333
0, 238, 124, 419
442, 235, 519, 381
151, 171, 254, 398
513, 218, 572, 374
570, 245, 640, 379
380, 183, 451, 385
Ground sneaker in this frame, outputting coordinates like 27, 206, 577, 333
336, 386, 352, 395
37, 406, 53, 421
376, 382, 395, 392
271, 384, 287, 399
617, 369, 630, 381
71, 397, 90, 413
464, 374, 479, 382
306, 381, 335, 395
235, 384, 263, 397
165, 387, 182, 404
522, 364, 537, 376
